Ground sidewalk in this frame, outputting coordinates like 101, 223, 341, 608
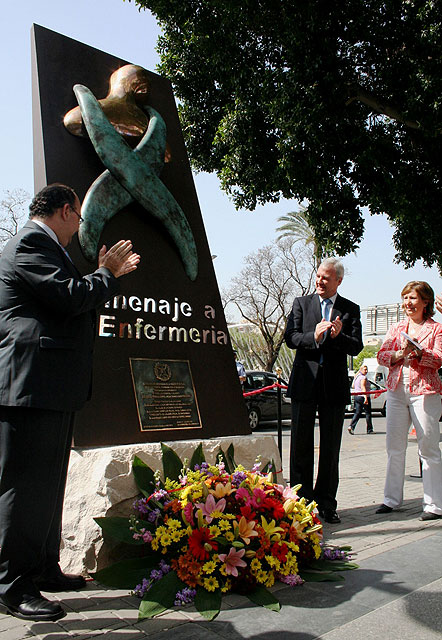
1, 416, 441, 639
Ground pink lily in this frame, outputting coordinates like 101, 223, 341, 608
195, 494, 226, 523
218, 547, 247, 577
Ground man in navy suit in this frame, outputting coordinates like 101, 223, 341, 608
284, 258, 363, 524
0, 184, 140, 621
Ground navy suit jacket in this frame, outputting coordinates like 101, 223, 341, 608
284, 292, 363, 405
0, 221, 119, 411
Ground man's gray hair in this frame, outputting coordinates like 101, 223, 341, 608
319, 257, 344, 280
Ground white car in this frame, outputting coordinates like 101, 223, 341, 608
347, 375, 387, 416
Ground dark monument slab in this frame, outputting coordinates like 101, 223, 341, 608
31, 24, 250, 446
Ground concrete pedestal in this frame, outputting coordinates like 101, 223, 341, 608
60, 434, 282, 575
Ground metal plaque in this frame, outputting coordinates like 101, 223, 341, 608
130, 358, 202, 431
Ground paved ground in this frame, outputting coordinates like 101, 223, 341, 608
1, 415, 441, 639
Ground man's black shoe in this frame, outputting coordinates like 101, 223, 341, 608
0, 594, 65, 622
36, 571, 86, 592
376, 504, 393, 514
419, 511, 442, 521
318, 509, 341, 524
367, 430, 374, 434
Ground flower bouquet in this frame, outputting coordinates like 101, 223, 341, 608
93, 443, 357, 620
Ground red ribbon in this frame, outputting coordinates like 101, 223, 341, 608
243, 383, 386, 398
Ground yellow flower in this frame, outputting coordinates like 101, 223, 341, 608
203, 576, 219, 592
218, 520, 231, 532
166, 518, 181, 530
250, 558, 262, 571
156, 526, 166, 537
265, 574, 275, 588
260, 516, 284, 539
171, 530, 182, 542
160, 533, 172, 546
151, 539, 159, 551
221, 579, 232, 593
225, 531, 235, 542
283, 499, 297, 514
209, 525, 221, 537
191, 489, 203, 500
219, 564, 227, 576
203, 560, 217, 574
256, 570, 268, 584
264, 555, 280, 570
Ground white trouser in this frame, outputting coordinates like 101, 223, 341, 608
384, 387, 442, 514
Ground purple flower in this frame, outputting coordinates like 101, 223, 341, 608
133, 578, 150, 597
321, 545, 351, 561
174, 587, 196, 606
150, 569, 163, 581
278, 573, 304, 586
147, 508, 161, 523
133, 498, 149, 515
231, 471, 247, 487
159, 560, 170, 574
152, 488, 168, 500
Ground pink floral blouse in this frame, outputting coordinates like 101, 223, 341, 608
377, 318, 442, 395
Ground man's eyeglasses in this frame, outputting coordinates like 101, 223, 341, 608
69, 205, 84, 223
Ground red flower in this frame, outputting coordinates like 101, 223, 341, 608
188, 528, 218, 561
240, 505, 257, 521
263, 497, 285, 520
271, 541, 288, 563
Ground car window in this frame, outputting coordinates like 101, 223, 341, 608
252, 374, 266, 389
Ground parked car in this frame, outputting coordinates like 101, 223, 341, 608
244, 370, 291, 430
347, 374, 387, 416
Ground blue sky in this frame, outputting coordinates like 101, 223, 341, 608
2, 0, 441, 323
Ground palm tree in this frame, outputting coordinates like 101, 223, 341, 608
276, 205, 324, 269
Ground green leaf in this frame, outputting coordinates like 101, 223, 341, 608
161, 443, 183, 481
94, 516, 152, 545
91, 556, 158, 589
226, 443, 236, 470
194, 587, 222, 620
261, 458, 278, 482
300, 570, 345, 582
310, 559, 359, 571
189, 442, 206, 470
132, 456, 156, 497
138, 570, 184, 620
216, 447, 232, 474
246, 585, 280, 612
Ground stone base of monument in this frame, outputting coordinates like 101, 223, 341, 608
60, 435, 283, 576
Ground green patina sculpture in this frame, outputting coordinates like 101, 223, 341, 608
64, 65, 198, 281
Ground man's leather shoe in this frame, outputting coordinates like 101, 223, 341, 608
419, 511, 442, 521
0, 594, 65, 622
347, 427, 354, 435
36, 571, 86, 592
376, 504, 393, 514
318, 509, 341, 524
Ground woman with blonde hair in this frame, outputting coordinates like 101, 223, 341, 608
376, 281, 442, 520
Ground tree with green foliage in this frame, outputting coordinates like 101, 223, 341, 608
352, 344, 380, 372
276, 205, 326, 269
130, 0, 442, 269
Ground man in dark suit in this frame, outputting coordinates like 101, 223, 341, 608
0, 184, 140, 622
284, 258, 363, 524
